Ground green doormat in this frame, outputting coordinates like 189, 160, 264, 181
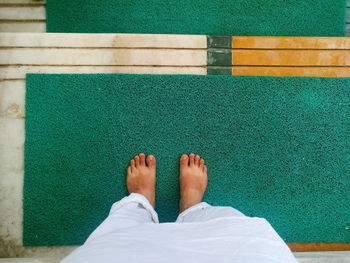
46, 0, 347, 36
24, 74, 350, 246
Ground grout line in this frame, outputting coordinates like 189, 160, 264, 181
0, 78, 24, 81
0, 3, 45, 7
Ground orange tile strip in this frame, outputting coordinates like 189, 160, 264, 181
232, 50, 350, 66
232, 66, 350, 77
288, 243, 350, 252
232, 36, 350, 49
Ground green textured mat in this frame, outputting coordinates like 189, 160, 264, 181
46, 0, 347, 36
24, 74, 350, 246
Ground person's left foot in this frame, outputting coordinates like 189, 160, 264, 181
126, 153, 156, 207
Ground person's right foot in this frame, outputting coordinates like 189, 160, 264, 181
126, 153, 156, 208
179, 153, 208, 213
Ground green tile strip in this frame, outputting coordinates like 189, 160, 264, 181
207, 36, 232, 75
207, 67, 232, 75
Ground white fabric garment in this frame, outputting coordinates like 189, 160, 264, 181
61, 193, 297, 263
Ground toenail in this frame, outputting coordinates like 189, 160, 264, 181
183, 155, 188, 159
149, 155, 154, 160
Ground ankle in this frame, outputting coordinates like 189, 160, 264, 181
141, 191, 155, 208
180, 191, 203, 212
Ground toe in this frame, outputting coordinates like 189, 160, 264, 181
194, 155, 200, 166
139, 153, 146, 166
199, 158, 205, 168
134, 155, 140, 167
189, 153, 195, 166
180, 154, 189, 168
203, 165, 207, 173
130, 159, 135, 167
127, 166, 132, 175
146, 154, 156, 169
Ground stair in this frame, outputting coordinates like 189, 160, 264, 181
0, 1, 350, 261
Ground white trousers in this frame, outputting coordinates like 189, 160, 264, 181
85, 193, 246, 243
62, 193, 297, 263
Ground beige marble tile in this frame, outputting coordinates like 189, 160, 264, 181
0, 48, 207, 66
0, 169, 23, 245
0, 118, 24, 148
0, 80, 25, 118
0, 33, 206, 48
0, 118, 24, 255
1, 66, 206, 80
0, 23, 46, 33
0, 7, 45, 20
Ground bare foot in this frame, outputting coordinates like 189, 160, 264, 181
127, 153, 156, 207
179, 153, 208, 213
